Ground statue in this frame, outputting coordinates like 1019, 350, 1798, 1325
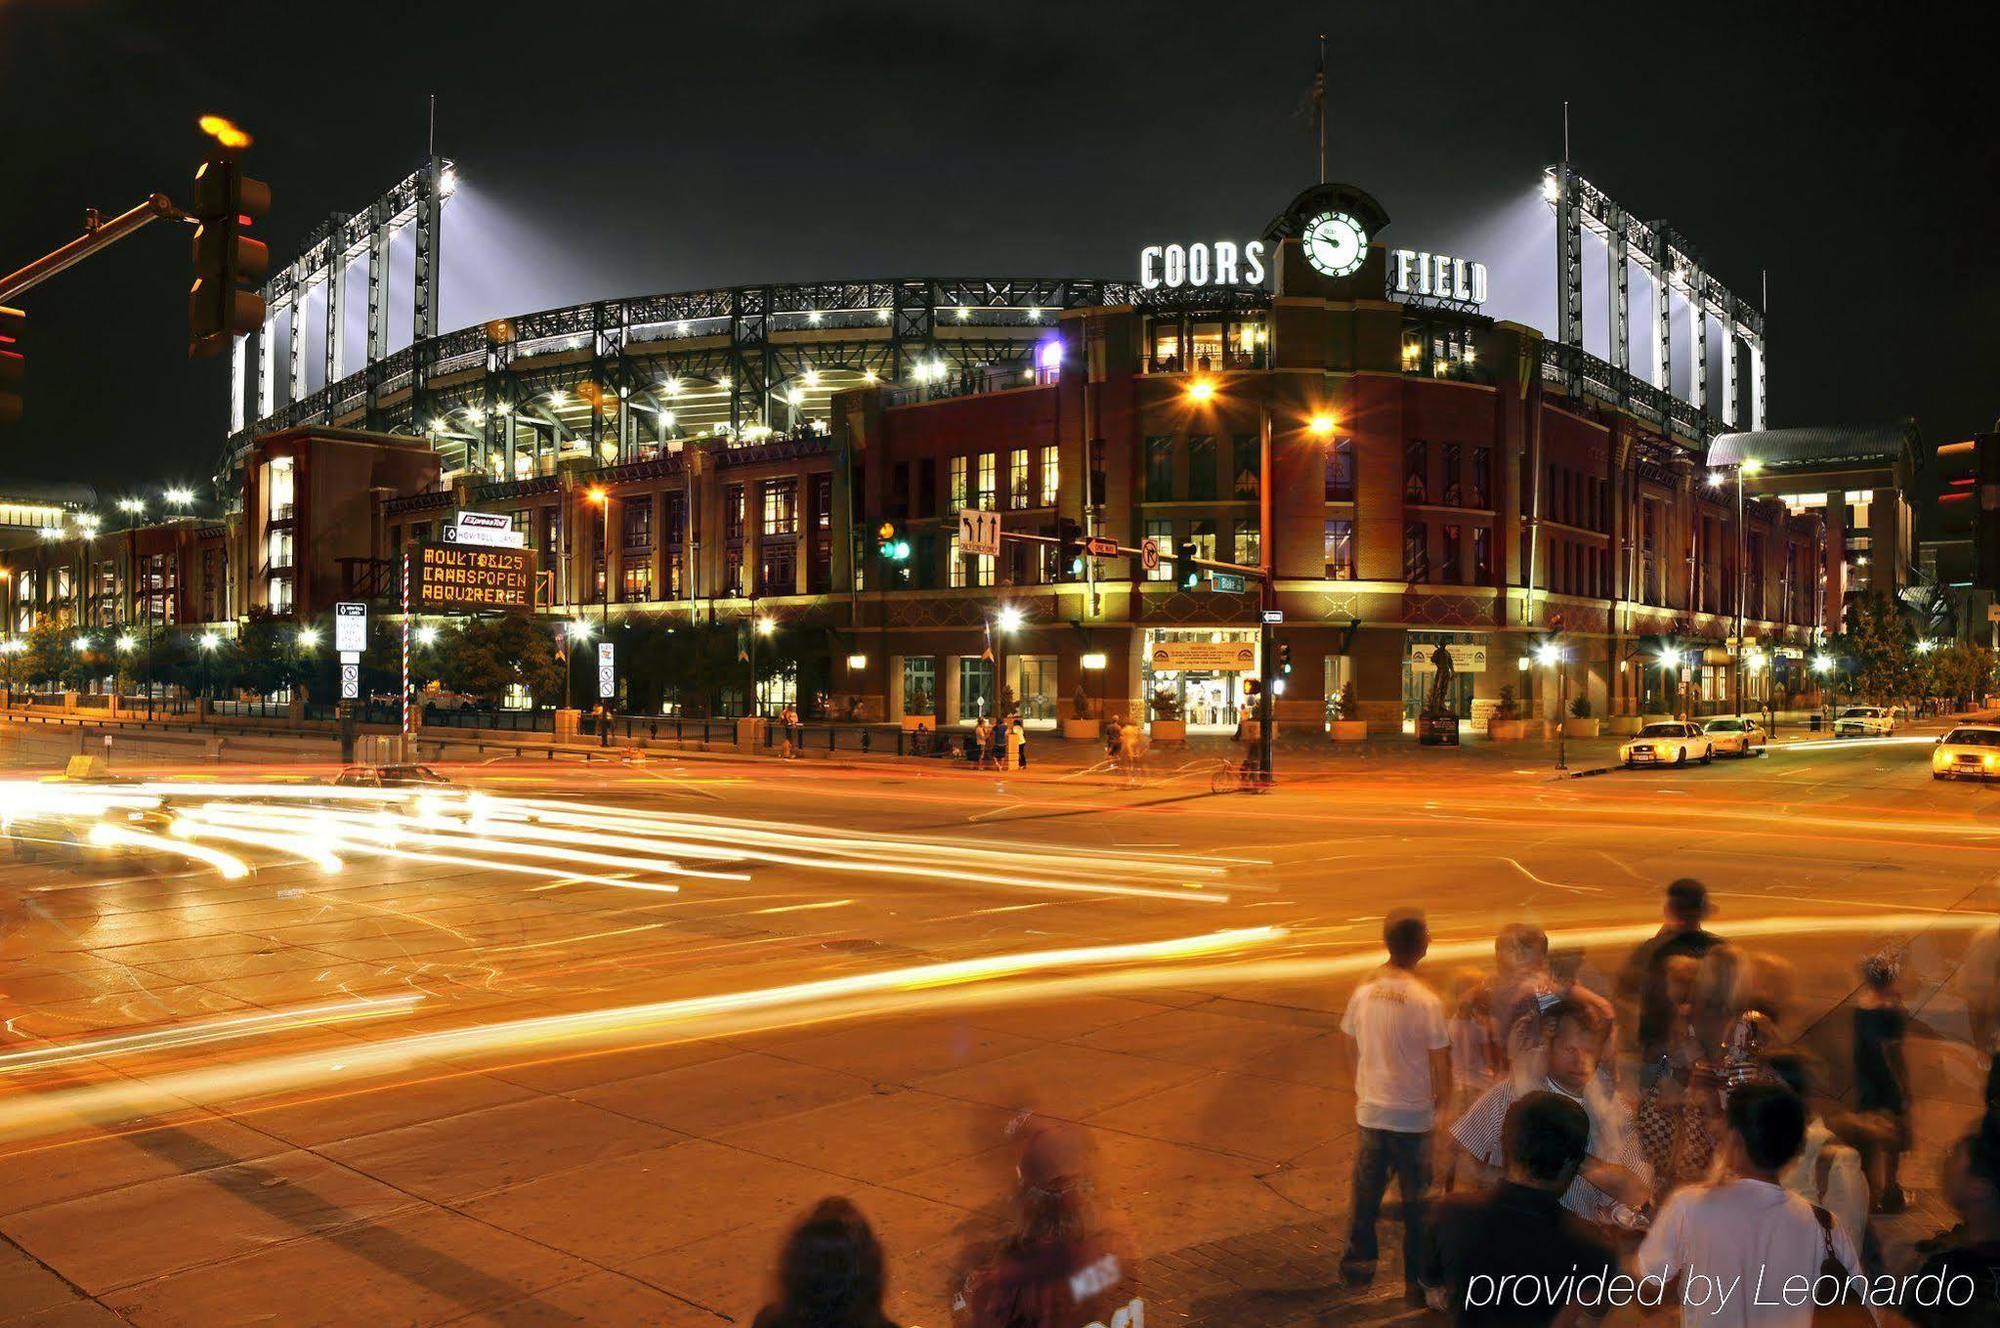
1425, 642, 1456, 717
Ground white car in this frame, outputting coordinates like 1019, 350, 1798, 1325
1702, 716, 1768, 757
1620, 721, 1715, 768
1833, 705, 1898, 738
1932, 725, 2000, 782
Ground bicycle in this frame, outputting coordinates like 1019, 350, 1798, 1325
1209, 756, 1273, 794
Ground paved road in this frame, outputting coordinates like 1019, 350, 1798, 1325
0, 729, 1994, 1326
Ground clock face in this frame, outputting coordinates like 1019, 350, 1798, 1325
1303, 210, 1368, 277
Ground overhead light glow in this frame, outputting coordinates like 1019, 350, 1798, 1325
1308, 413, 1336, 437
566, 619, 595, 642
415, 624, 440, 646
115, 634, 137, 652
1187, 379, 1216, 403
296, 626, 321, 649
755, 616, 776, 636
996, 606, 1025, 632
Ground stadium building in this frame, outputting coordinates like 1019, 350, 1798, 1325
5, 164, 1903, 732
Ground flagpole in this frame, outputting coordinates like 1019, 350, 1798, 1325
1315, 34, 1327, 184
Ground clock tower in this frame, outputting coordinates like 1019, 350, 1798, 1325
1260, 182, 1393, 302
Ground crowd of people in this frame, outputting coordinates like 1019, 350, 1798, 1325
738, 880, 2000, 1326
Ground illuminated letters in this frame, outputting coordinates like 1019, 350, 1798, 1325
1390, 249, 1488, 306
1136, 239, 1269, 291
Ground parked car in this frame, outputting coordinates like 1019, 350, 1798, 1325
1833, 705, 1899, 737
1702, 715, 1768, 757
1932, 725, 2000, 781
1619, 721, 1714, 768
420, 690, 484, 713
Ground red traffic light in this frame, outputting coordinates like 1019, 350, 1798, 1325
189, 157, 270, 358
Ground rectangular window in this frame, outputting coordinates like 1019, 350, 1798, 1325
268, 575, 293, 614
266, 459, 295, 521
1404, 441, 1429, 503
949, 456, 968, 511
759, 540, 796, 596
266, 528, 293, 570
1404, 521, 1430, 582
948, 535, 995, 589
958, 657, 995, 722
1145, 436, 1174, 501
1186, 435, 1217, 501
1471, 447, 1491, 508
1232, 435, 1259, 498
724, 484, 745, 540
1144, 519, 1173, 581
622, 501, 653, 549
1009, 450, 1031, 509
1039, 443, 1059, 506
975, 453, 997, 510
1190, 519, 1217, 563
620, 562, 653, 602
1226, 320, 1267, 369
1324, 519, 1354, 580
1442, 524, 1464, 582
1473, 526, 1493, 585
1442, 443, 1463, 505
1233, 519, 1260, 569
901, 657, 935, 716
761, 479, 798, 536
1326, 439, 1355, 502
723, 548, 743, 598
1149, 318, 1183, 373
1189, 321, 1224, 371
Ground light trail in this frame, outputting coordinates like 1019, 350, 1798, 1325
0, 994, 425, 1076
85, 822, 249, 878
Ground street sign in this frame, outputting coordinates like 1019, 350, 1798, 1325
597, 641, 615, 699
333, 601, 367, 654
1085, 536, 1119, 558
1261, 609, 1284, 624
1211, 572, 1246, 593
339, 663, 359, 699
442, 511, 526, 549
1141, 537, 1159, 572
416, 543, 537, 609
958, 508, 1001, 558
338, 650, 360, 665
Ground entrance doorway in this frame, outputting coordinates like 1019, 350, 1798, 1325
1142, 628, 1258, 733
1010, 655, 1058, 728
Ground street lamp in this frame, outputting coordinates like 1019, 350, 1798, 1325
565, 618, 593, 708
1536, 640, 1568, 771
296, 626, 320, 650
415, 623, 440, 647
586, 486, 611, 713
165, 486, 196, 511
1714, 457, 1764, 717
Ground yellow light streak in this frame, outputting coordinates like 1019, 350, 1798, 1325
0, 994, 422, 1076
85, 822, 248, 878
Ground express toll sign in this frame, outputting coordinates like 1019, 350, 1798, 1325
415, 542, 536, 609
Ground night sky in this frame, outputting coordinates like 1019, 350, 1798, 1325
2, 0, 1991, 510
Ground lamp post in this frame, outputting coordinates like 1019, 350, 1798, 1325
565, 618, 593, 711
198, 631, 220, 708
752, 613, 775, 717
586, 485, 612, 727
1709, 458, 1763, 718
1537, 640, 1568, 771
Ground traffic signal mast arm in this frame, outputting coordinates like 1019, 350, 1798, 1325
0, 194, 191, 303
995, 530, 1264, 580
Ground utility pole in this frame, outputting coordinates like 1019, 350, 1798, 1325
1257, 404, 1276, 782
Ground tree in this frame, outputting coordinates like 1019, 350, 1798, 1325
435, 612, 565, 706
224, 610, 312, 698
1844, 591, 1915, 702
19, 619, 82, 689
1923, 642, 1996, 710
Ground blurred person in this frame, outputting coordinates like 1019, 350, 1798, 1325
1761, 1051, 1868, 1258
951, 1116, 1137, 1328
1907, 1121, 2000, 1327
1955, 921, 2000, 1059
1451, 999, 1651, 1237
752, 1196, 903, 1328
1442, 967, 1497, 1193
1718, 952, 1795, 1099
1102, 715, 1121, 763
1339, 909, 1451, 1305
1853, 954, 1912, 1213
1423, 1091, 1619, 1327
1617, 879, 1725, 1080
1637, 1081, 1866, 1328
1116, 719, 1143, 780
975, 716, 994, 768
1490, 924, 1616, 1073
1007, 719, 1027, 771
1636, 954, 1717, 1200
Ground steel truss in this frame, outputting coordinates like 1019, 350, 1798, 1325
1546, 165, 1766, 437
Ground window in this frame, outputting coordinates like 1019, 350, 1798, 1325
268, 575, 292, 614
1442, 525, 1463, 582
1404, 441, 1428, 502
1226, 320, 1267, 368
761, 480, 798, 536
1233, 519, 1260, 568
1470, 447, 1492, 509
1442, 444, 1463, 505
1232, 435, 1259, 498
1039, 443, 1059, 506
723, 484, 745, 540
1324, 519, 1354, 580
723, 547, 743, 598
1144, 519, 1173, 581
901, 656, 935, 715
1326, 439, 1355, 502
266, 528, 293, 570
1190, 519, 1217, 563
622, 501, 653, 549
1145, 436, 1174, 500
1473, 527, 1493, 585
1149, 318, 1183, 373
266, 459, 295, 520
1186, 435, 1217, 501
1189, 321, 1224, 371
959, 657, 995, 721
1404, 521, 1430, 582
1009, 450, 1031, 509
759, 540, 796, 595
948, 534, 994, 588
975, 453, 997, 510
620, 562, 653, 602
948, 456, 968, 511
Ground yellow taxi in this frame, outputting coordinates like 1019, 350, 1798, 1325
1933, 725, 2000, 782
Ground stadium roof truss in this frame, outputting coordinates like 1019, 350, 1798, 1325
1546, 163, 1766, 445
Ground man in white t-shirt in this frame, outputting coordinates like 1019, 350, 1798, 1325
1340, 909, 1451, 1305
1638, 1080, 1870, 1328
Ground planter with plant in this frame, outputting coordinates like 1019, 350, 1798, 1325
1328, 680, 1367, 742
1148, 687, 1188, 743
1562, 693, 1600, 739
1062, 684, 1100, 740
1488, 685, 1529, 740
900, 685, 935, 732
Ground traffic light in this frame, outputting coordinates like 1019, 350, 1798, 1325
1056, 517, 1084, 580
875, 520, 911, 561
188, 154, 271, 357
0, 305, 22, 426
1243, 678, 1263, 698
1175, 539, 1201, 590
1277, 642, 1292, 675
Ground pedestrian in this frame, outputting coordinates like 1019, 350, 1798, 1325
1450, 999, 1651, 1238
1636, 954, 1717, 1200
1763, 1051, 1870, 1254
1907, 1120, 2000, 1327
951, 1116, 1138, 1328
1102, 715, 1121, 764
1338, 909, 1451, 1305
1117, 718, 1143, 780
1488, 923, 1616, 1071
1854, 953, 1912, 1213
1637, 1080, 1866, 1328
1006, 718, 1026, 771
975, 716, 993, 768
751, 1196, 903, 1328
1616, 879, 1726, 1081
1422, 1091, 1620, 1326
